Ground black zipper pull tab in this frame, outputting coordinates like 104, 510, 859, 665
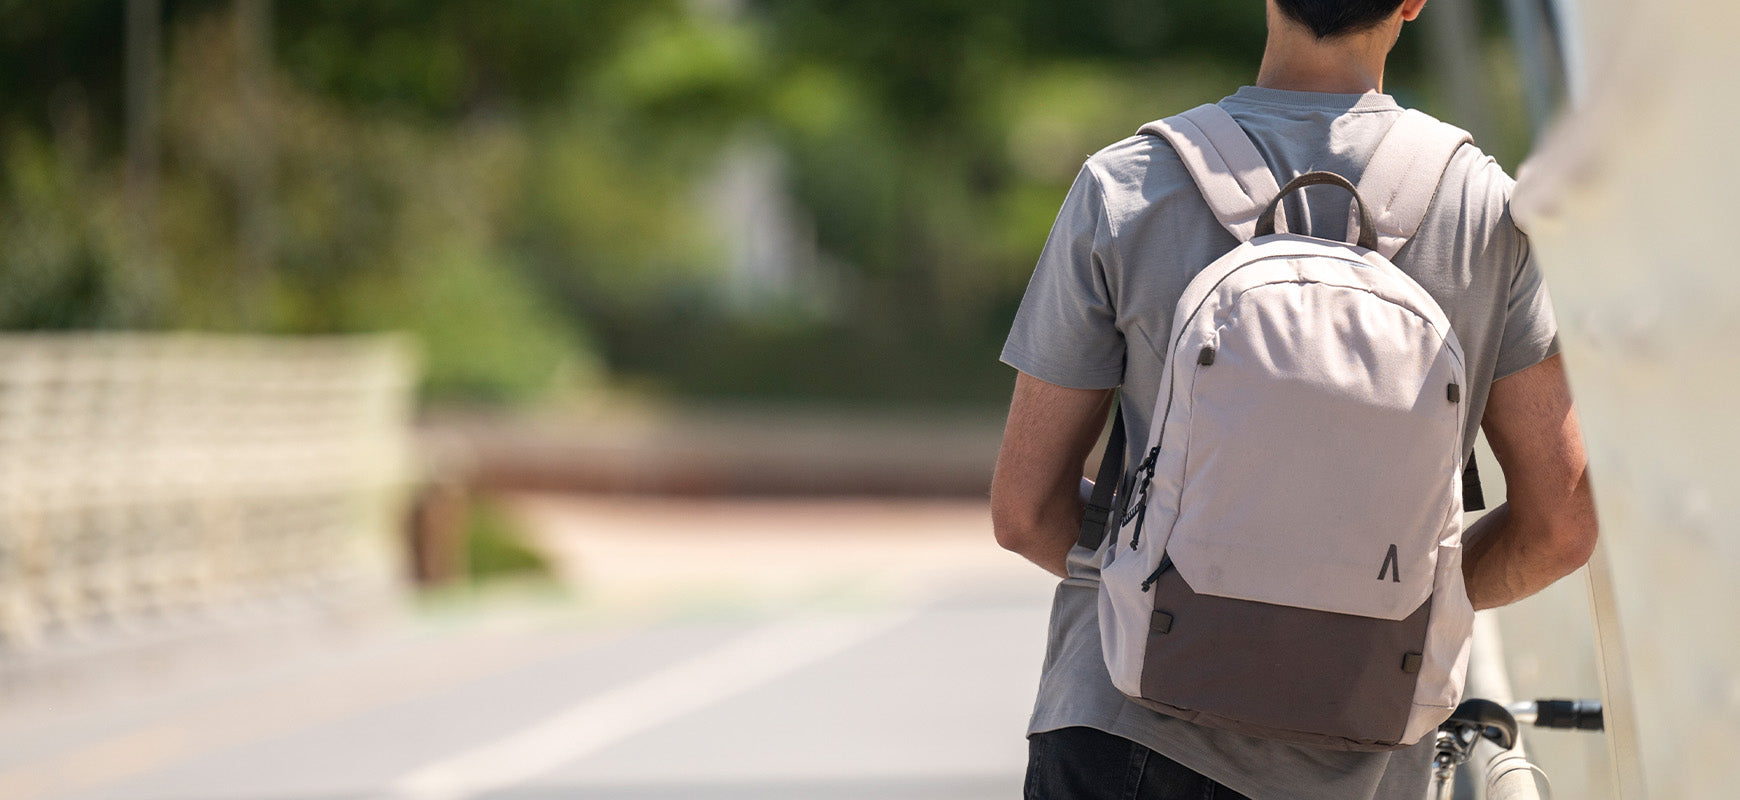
1127, 504, 1148, 550
1120, 440, 1162, 553
1140, 446, 1159, 474
1140, 555, 1174, 593
1123, 446, 1162, 551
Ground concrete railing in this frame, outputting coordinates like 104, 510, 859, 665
0, 334, 417, 651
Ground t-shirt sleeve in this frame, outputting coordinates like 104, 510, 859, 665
999, 164, 1125, 389
1492, 229, 1562, 381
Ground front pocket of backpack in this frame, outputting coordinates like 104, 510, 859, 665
1140, 565, 1430, 744
1164, 283, 1460, 621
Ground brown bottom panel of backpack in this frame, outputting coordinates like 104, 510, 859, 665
1137, 568, 1433, 751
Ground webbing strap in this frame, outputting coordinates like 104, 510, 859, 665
1077, 408, 1126, 551
1356, 110, 1473, 258
1463, 455, 1486, 512
1140, 105, 1281, 242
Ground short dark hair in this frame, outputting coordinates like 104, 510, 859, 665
1273, 0, 1406, 38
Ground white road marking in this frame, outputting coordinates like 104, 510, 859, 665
384, 609, 915, 800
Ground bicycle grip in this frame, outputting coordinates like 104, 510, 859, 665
1533, 699, 1604, 731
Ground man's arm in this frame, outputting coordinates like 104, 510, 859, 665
1462, 354, 1598, 609
991, 373, 1116, 578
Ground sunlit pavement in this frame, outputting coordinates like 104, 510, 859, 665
0, 496, 1055, 800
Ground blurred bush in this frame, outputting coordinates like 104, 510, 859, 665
464, 496, 552, 583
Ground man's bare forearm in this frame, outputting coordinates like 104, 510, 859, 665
1008, 515, 1077, 579
993, 466, 1085, 579
1460, 499, 1595, 610
991, 377, 1114, 579
1462, 356, 1598, 610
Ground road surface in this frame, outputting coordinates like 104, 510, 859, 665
0, 496, 1055, 800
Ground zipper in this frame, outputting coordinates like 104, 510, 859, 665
1123, 446, 1159, 550
1122, 267, 1239, 554
1122, 259, 1327, 556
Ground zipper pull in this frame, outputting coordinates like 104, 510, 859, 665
1127, 504, 1148, 550
1140, 555, 1174, 592
1123, 446, 1162, 550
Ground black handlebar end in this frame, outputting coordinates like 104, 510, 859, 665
1534, 699, 1605, 731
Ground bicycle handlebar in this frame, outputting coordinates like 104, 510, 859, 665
1436, 697, 1599, 800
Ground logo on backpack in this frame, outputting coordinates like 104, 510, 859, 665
1379, 543, 1401, 583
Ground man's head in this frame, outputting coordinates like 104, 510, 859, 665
1256, 0, 1425, 92
1273, 0, 1409, 39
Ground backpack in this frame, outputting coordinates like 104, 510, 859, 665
1084, 103, 1478, 751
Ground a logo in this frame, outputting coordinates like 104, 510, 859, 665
1378, 543, 1401, 583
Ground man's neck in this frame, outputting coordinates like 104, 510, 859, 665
1255, 57, 1385, 95
1254, 15, 1396, 95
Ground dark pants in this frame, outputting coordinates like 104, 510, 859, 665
1025, 727, 1254, 800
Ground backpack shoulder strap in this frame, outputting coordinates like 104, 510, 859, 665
1139, 104, 1280, 242
1356, 109, 1474, 259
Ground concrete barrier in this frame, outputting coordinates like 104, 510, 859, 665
0, 334, 417, 652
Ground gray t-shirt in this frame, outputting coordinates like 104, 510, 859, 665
1000, 86, 1560, 800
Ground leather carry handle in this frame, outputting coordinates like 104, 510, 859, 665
1255, 171, 1379, 251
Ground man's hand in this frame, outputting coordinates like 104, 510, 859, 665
991, 374, 1116, 578
1463, 354, 1598, 609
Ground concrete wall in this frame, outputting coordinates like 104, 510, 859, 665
0, 335, 416, 654
1512, 1, 1740, 795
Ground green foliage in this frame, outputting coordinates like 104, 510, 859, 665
593, 12, 769, 123
274, 0, 676, 117
0, 130, 138, 328
464, 497, 552, 582
349, 246, 600, 404
0, 1, 1533, 408
0, 6, 603, 401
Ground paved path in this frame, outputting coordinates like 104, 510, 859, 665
0, 496, 1055, 800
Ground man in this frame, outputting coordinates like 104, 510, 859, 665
990, 1, 1599, 798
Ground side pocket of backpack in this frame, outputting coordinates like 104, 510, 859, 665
1400, 539, 1475, 743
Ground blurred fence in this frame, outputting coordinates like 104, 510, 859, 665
0, 334, 417, 652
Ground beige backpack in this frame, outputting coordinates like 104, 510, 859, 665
1093, 104, 1477, 751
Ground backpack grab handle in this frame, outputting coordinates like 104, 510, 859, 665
1255, 171, 1379, 251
